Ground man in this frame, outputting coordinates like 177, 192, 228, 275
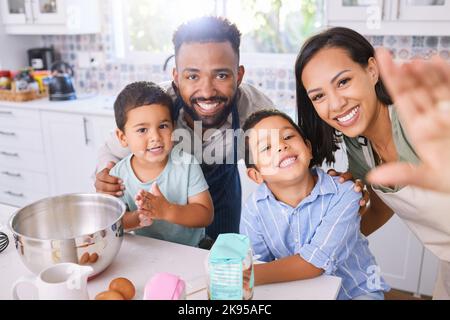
95, 16, 274, 243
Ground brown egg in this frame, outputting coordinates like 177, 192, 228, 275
79, 252, 90, 265
109, 277, 135, 300
95, 290, 125, 300
89, 252, 99, 263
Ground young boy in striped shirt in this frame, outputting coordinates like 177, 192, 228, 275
240, 109, 389, 300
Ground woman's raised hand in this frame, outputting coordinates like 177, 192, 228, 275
368, 48, 450, 194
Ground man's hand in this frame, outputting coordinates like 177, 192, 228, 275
94, 161, 124, 196
367, 48, 450, 194
135, 183, 172, 221
328, 169, 370, 214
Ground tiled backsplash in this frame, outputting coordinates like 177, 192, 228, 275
41, 0, 450, 116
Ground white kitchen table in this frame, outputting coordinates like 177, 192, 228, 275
0, 203, 341, 300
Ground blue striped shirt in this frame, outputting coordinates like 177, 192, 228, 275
240, 168, 389, 300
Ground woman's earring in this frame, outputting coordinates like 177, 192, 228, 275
334, 130, 343, 137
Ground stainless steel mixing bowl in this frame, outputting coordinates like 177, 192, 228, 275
9, 193, 126, 277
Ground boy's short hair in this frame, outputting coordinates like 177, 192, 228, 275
242, 109, 309, 169
114, 81, 174, 131
172, 16, 241, 62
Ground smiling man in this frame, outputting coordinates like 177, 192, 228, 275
95, 17, 274, 244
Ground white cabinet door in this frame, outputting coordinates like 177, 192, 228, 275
41, 112, 97, 195
418, 248, 440, 297
1, 0, 31, 24
397, 0, 450, 21
327, 0, 386, 21
368, 214, 424, 294
30, 0, 66, 24
326, 0, 450, 35
1, 0, 100, 34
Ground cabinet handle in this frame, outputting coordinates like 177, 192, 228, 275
29, 0, 37, 23
24, 0, 33, 23
0, 111, 13, 116
4, 191, 24, 198
0, 131, 16, 136
0, 151, 19, 157
397, 0, 401, 19
1, 171, 22, 178
83, 117, 90, 146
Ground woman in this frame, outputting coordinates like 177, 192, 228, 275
295, 27, 450, 299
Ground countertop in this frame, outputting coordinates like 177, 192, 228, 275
0, 203, 342, 300
0, 94, 116, 117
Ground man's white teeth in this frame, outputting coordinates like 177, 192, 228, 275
337, 106, 359, 123
279, 157, 297, 168
198, 102, 220, 110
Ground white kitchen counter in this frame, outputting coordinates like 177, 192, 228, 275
0, 203, 341, 300
0, 94, 115, 117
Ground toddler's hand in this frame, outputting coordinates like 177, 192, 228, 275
135, 189, 154, 212
137, 211, 153, 227
135, 183, 171, 221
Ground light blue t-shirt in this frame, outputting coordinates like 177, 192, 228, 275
110, 150, 209, 247
240, 168, 390, 300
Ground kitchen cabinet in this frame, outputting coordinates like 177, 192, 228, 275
398, 0, 450, 21
418, 248, 440, 296
326, 0, 450, 35
0, 106, 49, 207
0, 0, 100, 35
41, 112, 115, 195
367, 214, 439, 297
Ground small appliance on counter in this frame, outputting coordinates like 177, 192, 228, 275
48, 61, 77, 101
27, 47, 55, 71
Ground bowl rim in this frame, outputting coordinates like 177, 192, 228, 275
8, 192, 127, 241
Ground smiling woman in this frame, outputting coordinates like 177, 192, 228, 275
295, 26, 450, 299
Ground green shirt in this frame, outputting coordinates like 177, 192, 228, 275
343, 106, 420, 193
110, 150, 209, 247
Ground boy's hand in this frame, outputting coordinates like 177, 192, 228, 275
137, 210, 153, 227
135, 183, 172, 221
95, 161, 125, 196
327, 169, 369, 214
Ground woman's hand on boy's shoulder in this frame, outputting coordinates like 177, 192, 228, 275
327, 169, 370, 216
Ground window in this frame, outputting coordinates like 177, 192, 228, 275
114, 0, 324, 66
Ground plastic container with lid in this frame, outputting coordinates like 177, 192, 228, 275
206, 233, 254, 300
143, 272, 186, 300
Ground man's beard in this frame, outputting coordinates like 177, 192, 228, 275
178, 93, 236, 129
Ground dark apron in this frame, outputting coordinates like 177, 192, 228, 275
173, 98, 241, 240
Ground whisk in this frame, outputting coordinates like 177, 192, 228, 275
0, 232, 8, 253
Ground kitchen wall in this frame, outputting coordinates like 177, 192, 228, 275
40, 0, 450, 115
0, 23, 41, 70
